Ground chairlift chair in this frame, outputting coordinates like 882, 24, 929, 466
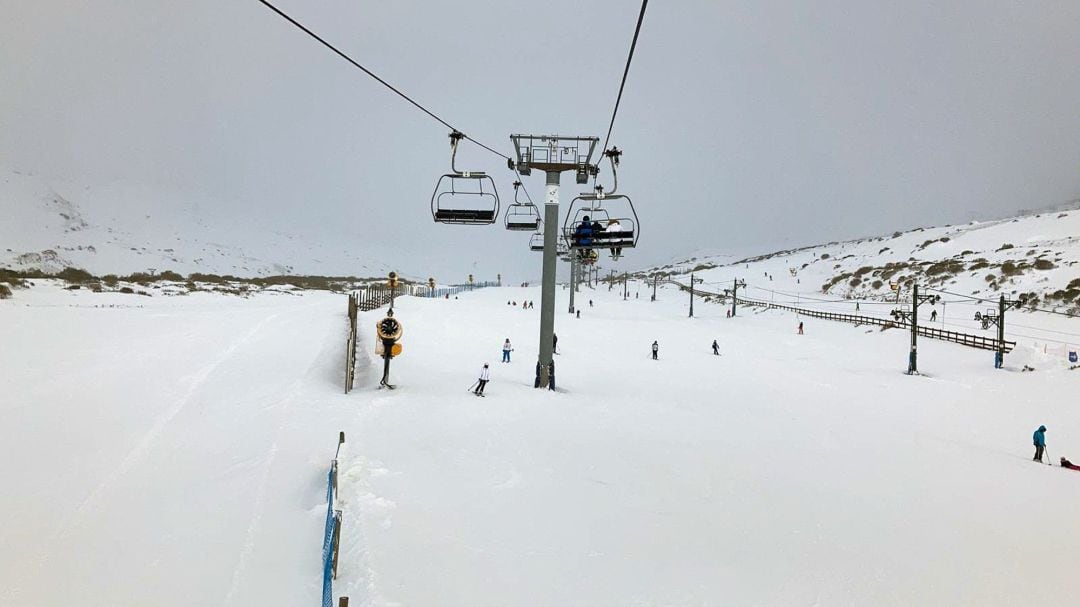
577, 249, 599, 265
431, 131, 499, 225
562, 148, 640, 255
563, 188, 638, 252
529, 233, 569, 255
504, 180, 541, 231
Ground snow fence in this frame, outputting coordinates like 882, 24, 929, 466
322, 434, 344, 607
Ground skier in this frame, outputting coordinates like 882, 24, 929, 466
855, 302, 860, 312
548, 360, 556, 391
553, 333, 558, 354
474, 363, 491, 396
502, 339, 513, 363
576, 310, 581, 319
1033, 425, 1047, 462
798, 321, 804, 335
1060, 457, 1080, 471
930, 309, 938, 322
589, 299, 593, 307
651, 340, 659, 360
712, 339, 719, 356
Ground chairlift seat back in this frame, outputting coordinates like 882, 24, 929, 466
431, 173, 499, 225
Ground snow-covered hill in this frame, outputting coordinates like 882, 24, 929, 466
646, 205, 1080, 314
0, 168, 391, 277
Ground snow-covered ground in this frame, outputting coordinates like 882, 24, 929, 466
340, 284, 1080, 605
1, 284, 351, 606
4, 281, 1080, 606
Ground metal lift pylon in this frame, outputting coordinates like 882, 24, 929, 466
510, 135, 600, 388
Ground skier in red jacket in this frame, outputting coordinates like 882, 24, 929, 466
1060, 457, 1080, 471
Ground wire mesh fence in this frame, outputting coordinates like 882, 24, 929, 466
322, 434, 344, 607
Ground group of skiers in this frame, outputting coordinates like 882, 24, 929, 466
1032, 425, 1080, 471
507, 300, 535, 309
474, 335, 558, 395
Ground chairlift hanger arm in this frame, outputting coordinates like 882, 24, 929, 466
448, 131, 489, 176
592, 147, 623, 196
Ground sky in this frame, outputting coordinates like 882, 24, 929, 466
2, 0, 1080, 282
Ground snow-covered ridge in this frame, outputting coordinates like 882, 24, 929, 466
646, 206, 1080, 314
0, 168, 391, 277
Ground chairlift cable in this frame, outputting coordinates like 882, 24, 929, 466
598, 0, 649, 159
252, 0, 534, 201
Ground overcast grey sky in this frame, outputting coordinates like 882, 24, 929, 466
3, 0, 1079, 282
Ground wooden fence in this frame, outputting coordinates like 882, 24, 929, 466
668, 280, 1015, 353
345, 293, 359, 394
345, 280, 500, 392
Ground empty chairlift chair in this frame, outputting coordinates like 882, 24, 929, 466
431, 131, 499, 225
504, 181, 541, 231
529, 233, 569, 255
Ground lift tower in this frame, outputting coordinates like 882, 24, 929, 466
511, 135, 600, 388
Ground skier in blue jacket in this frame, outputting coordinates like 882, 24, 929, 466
1033, 425, 1047, 462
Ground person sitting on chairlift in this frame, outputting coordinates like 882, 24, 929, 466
573, 215, 595, 246
606, 219, 623, 258
590, 218, 604, 241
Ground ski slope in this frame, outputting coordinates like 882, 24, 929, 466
0, 284, 352, 606
339, 284, 1080, 605
4, 282, 1080, 606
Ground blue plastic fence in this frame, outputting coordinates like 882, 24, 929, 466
322, 454, 342, 606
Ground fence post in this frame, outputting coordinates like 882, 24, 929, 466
331, 510, 342, 579
339, 598, 349, 607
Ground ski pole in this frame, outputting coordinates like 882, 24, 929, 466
1045, 446, 1052, 466
466, 381, 478, 392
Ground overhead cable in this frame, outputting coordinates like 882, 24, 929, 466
599, 0, 649, 155
252, 0, 535, 204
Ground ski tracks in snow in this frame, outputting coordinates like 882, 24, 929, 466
5, 313, 282, 603
223, 308, 342, 605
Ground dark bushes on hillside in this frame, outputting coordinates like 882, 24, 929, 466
57, 267, 95, 282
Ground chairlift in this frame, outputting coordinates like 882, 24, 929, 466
562, 148, 639, 256
563, 188, 638, 252
431, 131, 499, 225
577, 249, 599, 265
530, 233, 568, 255
504, 181, 541, 231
